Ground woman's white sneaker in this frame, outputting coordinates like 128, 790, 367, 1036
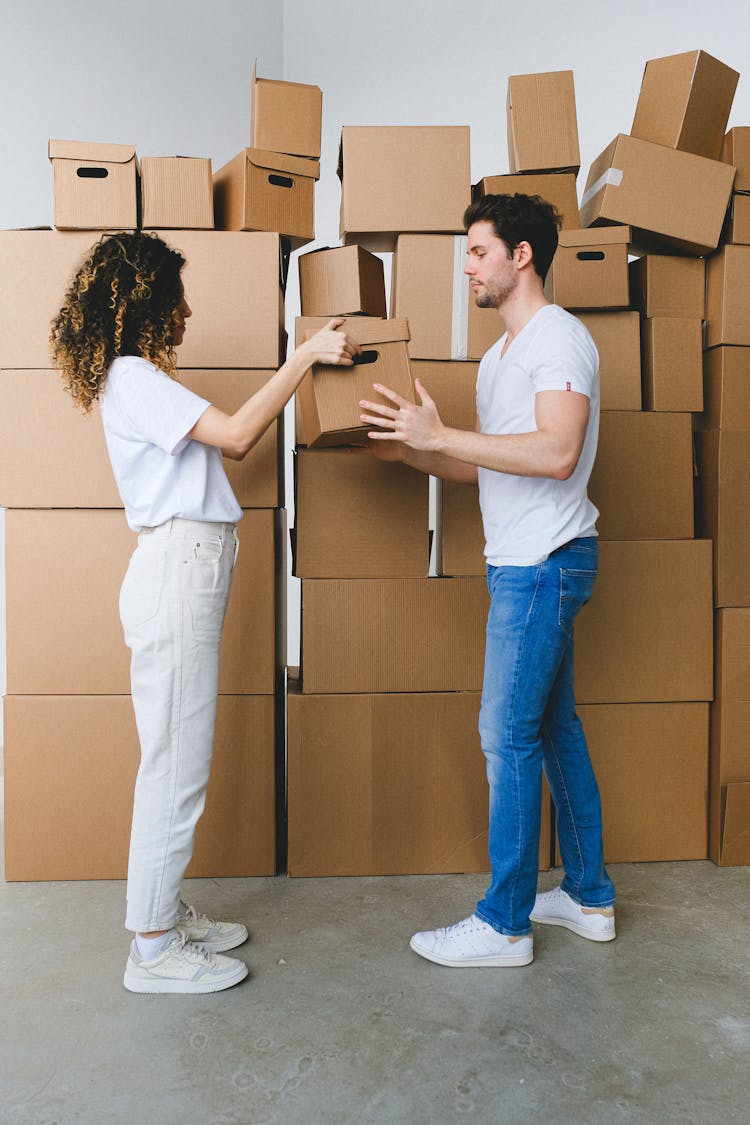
175, 900, 248, 953
410, 914, 534, 967
530, 886, 615, 942
123, 930, 249, 993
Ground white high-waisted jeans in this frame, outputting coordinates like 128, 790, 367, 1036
119, 517, 239, 933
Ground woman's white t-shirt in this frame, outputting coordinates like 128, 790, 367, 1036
100, 355, 243, 532
476, 304, 600, 567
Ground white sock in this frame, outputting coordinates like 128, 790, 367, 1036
136, 931, 173, 960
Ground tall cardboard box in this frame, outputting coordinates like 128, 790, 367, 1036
473, 172, 580, 229
640, 319, 703, 412
506, 71, 580, 174
695, 429, 750, 607
628, 254, 705, 318
710, 610, 750, 865
140, 156, 214, 229
576, 312, 642, 410
631, 50, 739, 161
704, 245, 750, 348
213, 148, 319, 248
697, 346, 750, 431
544, 228, 630, 310
250, 65, 322, 160
48, 140, 138, 230
298, 245, 386, 318
721, 128, 750, 192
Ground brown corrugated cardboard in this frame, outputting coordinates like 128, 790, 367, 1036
545, 229, 630, 310
250, 64, 322, 160
723, 193, 750, 245
299, 245, 386, 317
628, 254, 705, 318
5, 509, 281, 695
576, 312, 642, 410
410, 360, 479, 431
213, 148, 319, 248
294, 448, 429, 578
439, 481, 484, 577
574, 539, 713, 703
695, 429, 750, 607
590, 412, 694, 540
297, 318, 413, 448
0, 369, 282, 509
140, 156, 214, 229
301, 577, 488, 693
287, 688, 552, 876
705, 245, 750, 347
3, 694, 276, 880
720, 782, 750, 866
640, 318, 703, 412
391, 235, 502, 360
338, 126, 471, 252
697, 346, 750, 431
473, 173, 580, 229
48, 139, 138, 230
631, 50, 739, 161
709, 609, 750, 865
506, 71, 580, 174
721, 128, 750, 192
577, 703, 708, 862
580, 134, 735, 255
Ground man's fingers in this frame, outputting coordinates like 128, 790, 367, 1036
414, 377, 435, 407
372, 382, 409, 408
359, 399, 399, 419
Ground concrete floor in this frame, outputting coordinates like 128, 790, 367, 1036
2, 822, 750, 1125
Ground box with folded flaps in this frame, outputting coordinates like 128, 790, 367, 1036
140, 156, 213, 229
545, 227, 630, 310
298, 245, 386, 317
473, 172, 580, 229
506, 71, 580, 174
49, 139, 138, 230
213, 148, 319, 247
251, 63, 322, 160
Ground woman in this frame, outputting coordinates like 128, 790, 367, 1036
51, 231, 358, 994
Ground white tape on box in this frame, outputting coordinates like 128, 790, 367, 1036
451, 234, 469, 361
581, 167, 624, 208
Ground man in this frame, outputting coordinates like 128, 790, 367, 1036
359, 194, 615, 968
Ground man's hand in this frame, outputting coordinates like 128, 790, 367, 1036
359, 378, 445, 452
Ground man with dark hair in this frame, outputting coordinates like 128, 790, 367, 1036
360, 193, 615, 968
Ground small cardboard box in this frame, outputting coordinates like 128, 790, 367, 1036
250, 64, 322, 159
705, 244, 750, 348
506, 71, 580, 174
298, 245, 386, 317
297, 317, 413, 448
580, 134, 735, 255
338, 126, 471, 252
49, 139, 138, 230
698, 346, 750, 431
391, 234, 501, 360
293, 448, 429, 578
695, 429, 750, 607
641, 318, 704, 412
213, 148, 319, 248
473, 172, 580, 229
3, 694, 276, 880
628, 253, 705, 318
724, 193, 750, 245
140, 156, 214, 229
710, 609, 750, 865
576, 311, 642, 410
631, 50, 739, 161
721, 128, 750, 192
545, 228, 630, 310
300, 577, 489, 694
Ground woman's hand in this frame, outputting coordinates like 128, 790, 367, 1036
302, 318, 361, 366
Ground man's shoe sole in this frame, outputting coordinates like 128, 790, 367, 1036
123, 960, 249, 994
529, 913, 615, 942
409, 937, 534, 967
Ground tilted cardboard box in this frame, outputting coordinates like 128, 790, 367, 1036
628, 253, 705, 318
545, 227, 630, 310
640, 318, 704, 412
705, 245, 750, 347
697, 346, 750, 431
576, 311, 642, 410
506, 71, 580, 174
710, 609, 750, 865
298, 245, 386, 318
473, 172, 580, 229
250, 64, 322, 159
140, 156, 214, 229
213, 148, 319, 248
49, 139, 138, 230
695, 429, 750, 607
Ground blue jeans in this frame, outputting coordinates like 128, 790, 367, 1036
475, 537, 614, 936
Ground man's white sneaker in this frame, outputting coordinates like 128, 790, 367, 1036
175, 901, 248, 953
123, 931, 249, 994
530, 886, 615, 942
410, 914, 534, 967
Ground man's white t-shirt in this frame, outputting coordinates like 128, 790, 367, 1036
100, 355, 243, 532
476, 303, 599, 566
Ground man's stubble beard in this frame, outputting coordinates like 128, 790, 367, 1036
474, 271, 517, 310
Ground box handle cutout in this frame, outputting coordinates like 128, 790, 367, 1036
77, 167, 109, 179
576, 251, 605, 261
352, 350, 379, 366
268, 174, 294, 189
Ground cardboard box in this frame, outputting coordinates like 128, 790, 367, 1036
473, 172, 580, 229
698, 346, 750, 431
631, 50, 739, 161
721, 128, 750, 192
338, 126, 471, 252
695, 429, 750, 606
640, 318, 704, 412
299, 245, 386, 318
589, 412, 694, 541
410, 360, 479, 431
574, 539, 714, 703
0, 369, 282, 509
250, 64, 322, 160
293, 448, 429, 578
628, 254, 705, 319
576, 703, 708, 862
709, 610, 750, 865
140, 156, 214, 229
705, 245, 750, 347
576, 312, 642, 410
297, 317, 413, 448
48, 139, 138, 230
287, 688, 552, 876
213, 148, 319, 248
300, 577, 488, 693
580, 134, 735, 255
5, 509, 282, 695
723, 192, 750, 245
506, 71, 580, 174
3, 694, 276, 880
391, 234, 502, 360
439, 481, 485, 577
545, 228, 630, 310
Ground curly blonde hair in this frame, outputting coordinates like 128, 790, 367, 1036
51, 231, 186, 412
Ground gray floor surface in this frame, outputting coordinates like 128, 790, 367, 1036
1, 814, 749, 1124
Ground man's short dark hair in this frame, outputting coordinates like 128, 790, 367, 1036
463, 193, 561, 282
